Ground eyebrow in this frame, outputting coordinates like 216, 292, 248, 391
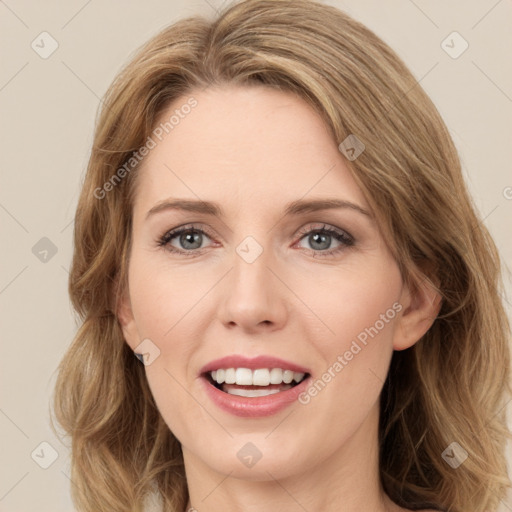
146, 197, 371, 220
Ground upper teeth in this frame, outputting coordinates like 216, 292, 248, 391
210, 368, 306, 386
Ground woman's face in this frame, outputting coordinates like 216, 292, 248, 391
118, 85, 430, 481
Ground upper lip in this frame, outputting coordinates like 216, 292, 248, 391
199, 355, 311, 375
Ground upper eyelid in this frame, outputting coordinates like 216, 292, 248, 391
161, 222, 353, 244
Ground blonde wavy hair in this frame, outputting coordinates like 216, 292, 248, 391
51, 0, 512, 511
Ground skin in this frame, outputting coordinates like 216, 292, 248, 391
118, 85, 441, 512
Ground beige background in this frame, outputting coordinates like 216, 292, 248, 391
1, 0, 511, 510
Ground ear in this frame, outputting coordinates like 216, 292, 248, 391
116, 284, 140, 352
393, 272, 442, 351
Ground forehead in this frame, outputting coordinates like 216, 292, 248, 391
132, 85, 369, 218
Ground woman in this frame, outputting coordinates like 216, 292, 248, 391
51, 1, 512, 511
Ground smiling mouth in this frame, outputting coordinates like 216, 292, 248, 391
202, 368, 310, 397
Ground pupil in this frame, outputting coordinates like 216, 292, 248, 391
311, 233, 330, 250
181, 231, 201, 249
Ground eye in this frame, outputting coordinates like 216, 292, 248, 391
157, 222, 355, 258
157, 224, 215, 257
295, 223, 354, 257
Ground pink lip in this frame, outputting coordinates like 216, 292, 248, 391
199, 355, 310, 375
200, 373, 311, 417
198, 355, 311, 418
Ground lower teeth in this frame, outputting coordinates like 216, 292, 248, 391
224, 385, 293, 397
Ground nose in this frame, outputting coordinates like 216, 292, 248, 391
217, 240, 288, 334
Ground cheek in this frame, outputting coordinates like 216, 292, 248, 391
143, 364, 201, 446
127, 254, 205, 420
302, 259, 403, 351
293, 259, 402, 417
128, 253, 205, 340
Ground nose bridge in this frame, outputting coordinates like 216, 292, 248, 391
234, 239, 268, 288
218, 232, 286, 330
232, 233, 274, 303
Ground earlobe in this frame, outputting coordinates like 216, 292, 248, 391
393, 274, 442, 351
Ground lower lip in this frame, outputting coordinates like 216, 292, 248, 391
200, 375, 311, 418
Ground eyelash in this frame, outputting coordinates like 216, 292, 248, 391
156, 223, 355, 259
